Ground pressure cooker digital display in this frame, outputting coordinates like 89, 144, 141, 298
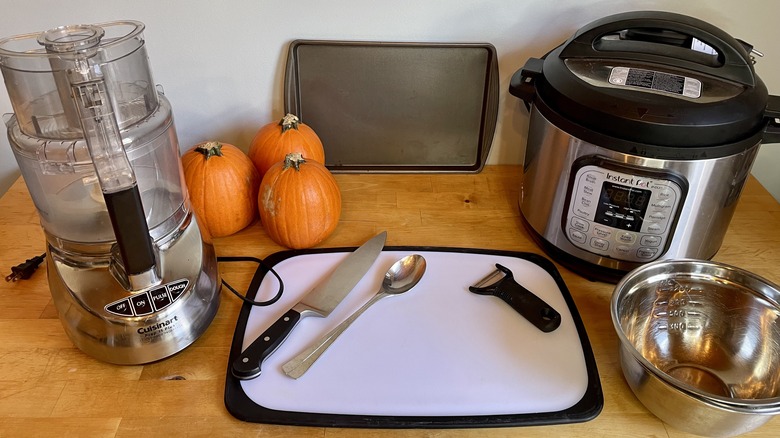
564, 158, 685, 263
594, 182, 651, 231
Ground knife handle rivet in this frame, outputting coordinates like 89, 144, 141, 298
263, 336, 271, 342
283, 316, 290, 322
241, 357, 249, 363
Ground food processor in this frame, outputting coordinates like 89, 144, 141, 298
0, 21, 220, 364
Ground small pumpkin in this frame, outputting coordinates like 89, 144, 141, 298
248, 113, 326, 178
259, 152, 341, 249
182, 141, 260, 238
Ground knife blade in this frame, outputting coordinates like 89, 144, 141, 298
231, 231, 387, 380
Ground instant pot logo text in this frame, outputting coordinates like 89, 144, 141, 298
606, 172, 652, 188
137, 315, 179, 335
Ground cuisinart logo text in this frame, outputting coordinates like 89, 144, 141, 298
137, 315, 179, 335
606, 172, 652, 188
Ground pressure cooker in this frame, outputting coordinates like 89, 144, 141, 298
509, 11, 780, 282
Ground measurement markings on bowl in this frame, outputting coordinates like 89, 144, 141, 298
653, 279, 705, 332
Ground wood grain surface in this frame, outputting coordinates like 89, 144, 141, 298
1, 166, 778, 437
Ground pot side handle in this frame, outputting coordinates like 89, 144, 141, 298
509, 57, 544, 110
763, 95, 780, 145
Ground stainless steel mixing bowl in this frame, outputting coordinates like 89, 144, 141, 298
611, 259, 780, 437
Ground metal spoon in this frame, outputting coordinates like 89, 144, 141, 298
282, 254, 427, 379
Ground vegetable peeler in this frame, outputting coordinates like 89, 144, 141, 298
469, 263, 561, 332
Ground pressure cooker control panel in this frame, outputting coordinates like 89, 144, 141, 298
564, 160, 685, 263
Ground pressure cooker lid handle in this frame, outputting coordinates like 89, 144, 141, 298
559, 11, 756, 87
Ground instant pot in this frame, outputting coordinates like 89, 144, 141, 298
510, 11, 780, 282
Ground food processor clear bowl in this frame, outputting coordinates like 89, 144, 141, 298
4, 95, 186, 248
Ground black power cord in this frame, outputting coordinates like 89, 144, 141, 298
5, 253, 45, 282
217, 255, 284, 306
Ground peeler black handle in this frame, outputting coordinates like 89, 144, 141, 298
469, 264, 561, 333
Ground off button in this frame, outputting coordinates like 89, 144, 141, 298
105, 299, 133, 317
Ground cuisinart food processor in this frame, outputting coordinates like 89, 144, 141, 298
509, 11, 780, 282
0, 21, 220, 364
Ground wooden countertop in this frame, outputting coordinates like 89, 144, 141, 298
1, 165, 779, 437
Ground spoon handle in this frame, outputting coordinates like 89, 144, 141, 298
282, 291, 389, 379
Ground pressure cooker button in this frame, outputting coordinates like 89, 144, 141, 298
640, 235, 662, 247
570, 217, 590, 232
594, 226, 612, 239
615, 245, 634, 257
616, 231, 637, 244
649, 211, 667, 221
580, 196, 592, 208
646, 222, 664, 234
651, 200, 671, 210
568, 229, 587, 244
656, 189, 673, 200
637, 247, 659, 259
590, 237, 610, 251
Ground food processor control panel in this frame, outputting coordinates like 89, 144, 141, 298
105, 279, 189, 317
564, 159, 685, 263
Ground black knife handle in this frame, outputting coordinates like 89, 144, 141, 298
469, 264, 561, 333
232, 308, 302, 380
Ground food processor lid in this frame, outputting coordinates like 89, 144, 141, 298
513, 11, 773, 150
0, 20, 158, 142
0, 21, 145, 68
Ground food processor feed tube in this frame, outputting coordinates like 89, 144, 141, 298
67, 60, 159, 289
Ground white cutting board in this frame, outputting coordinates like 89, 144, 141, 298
238, 250, 589, 417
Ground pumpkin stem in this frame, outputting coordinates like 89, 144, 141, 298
283, 152, 305, 171
279, 113, 301, 133
194, 141, 223, 160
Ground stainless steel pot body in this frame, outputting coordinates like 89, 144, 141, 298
611, 259, 780, 436
617, 345, 775, 437
520, 106, 760, 278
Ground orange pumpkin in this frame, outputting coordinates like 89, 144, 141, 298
182, 141, 260, 238
259, 152, 341, 249
248, 113, 326, 178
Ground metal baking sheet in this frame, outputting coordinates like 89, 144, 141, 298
225, 247, 602, 428
284, 40, 499, 173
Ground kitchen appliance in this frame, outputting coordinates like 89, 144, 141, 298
0, 21, 220, 364
509, 11, 780, 281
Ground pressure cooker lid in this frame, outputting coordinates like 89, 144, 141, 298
511, 11, 775, 151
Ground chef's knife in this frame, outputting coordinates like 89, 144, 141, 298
231, 231, 387, 380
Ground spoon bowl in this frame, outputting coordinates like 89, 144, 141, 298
282, 254, 426, 378
384, 254, 427, 294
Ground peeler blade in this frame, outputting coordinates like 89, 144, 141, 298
469, 263, 561, 333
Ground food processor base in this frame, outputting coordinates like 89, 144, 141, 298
46, 213, 220, 365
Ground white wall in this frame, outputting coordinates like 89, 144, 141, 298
1, 0, 779, 200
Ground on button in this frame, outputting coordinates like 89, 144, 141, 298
130, 293, 154, 316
